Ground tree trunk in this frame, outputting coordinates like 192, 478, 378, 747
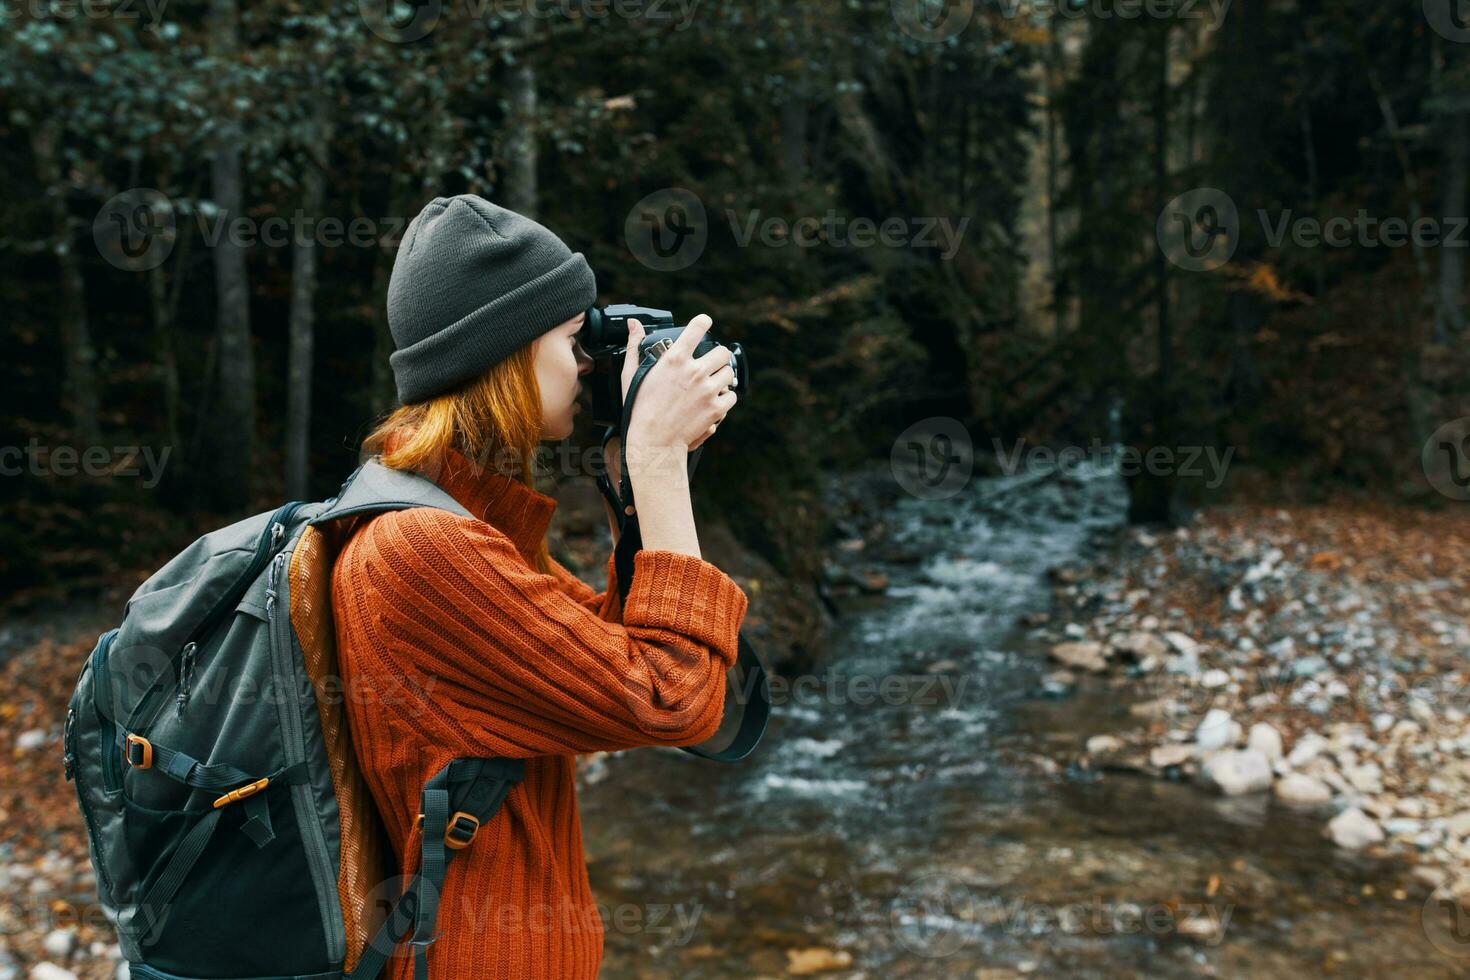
29, 119, 101, 446
503, 12, 538, 217
1131, 26, 1177, 526
208, 0, 256, 510
1044, 21, 1062, 333
147, 260, 183, 463
1437, 107, 1467, 341
286, 102, 332, 500
371, 171, 411, 420
780, 87, 808, 192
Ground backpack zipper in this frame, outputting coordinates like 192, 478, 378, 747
128, 503, 304, 734
174, 514, 282, 712
265, 547, 346, 963
174, 642, 198, 712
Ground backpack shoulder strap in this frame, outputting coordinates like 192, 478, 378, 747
347, 758, 526, 980
309, 458, 472, 525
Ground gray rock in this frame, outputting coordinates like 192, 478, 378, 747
1049, 641, 1109, 673
1287, 732, 1328, 769
1291, 655, 1328, 678
14, 730, 47, 752
1199, 749, 1273, 795
1444, 810, 1470, 839
1327, 807, 1384, 850
1195, 709, 1241, 751
29, 965, 78, 980
1199, 668, 1231, 689
40, 930, 75, 960
1150, 744, 1195, 768
1248, 722, 1284, 762
1163, 631, 1200, 656
1274, 772, 1332, 805
1086, 735, 1125, 755
1110, 631, 1169, 661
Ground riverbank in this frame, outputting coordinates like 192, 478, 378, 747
1034, 493, 1470, 911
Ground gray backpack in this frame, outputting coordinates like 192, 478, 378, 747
62, 460, 530, 980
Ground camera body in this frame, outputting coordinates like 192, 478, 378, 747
577, 303, 748, 429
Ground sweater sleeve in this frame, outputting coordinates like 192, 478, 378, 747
547, 551, 622, 622
366, 508, 747, 756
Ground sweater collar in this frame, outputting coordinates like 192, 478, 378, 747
381, 430, 556, 562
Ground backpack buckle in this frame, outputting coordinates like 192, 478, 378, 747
413, 810, 481, 850
124, 734, 153, 769
213, 777, 270, 809
444, 811, 480, 849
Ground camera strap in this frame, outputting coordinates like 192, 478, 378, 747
589, 342, 771, 764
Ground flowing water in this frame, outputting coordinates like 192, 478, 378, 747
580, 461, 1461, 978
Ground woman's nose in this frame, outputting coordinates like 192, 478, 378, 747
576, 345, 593, 375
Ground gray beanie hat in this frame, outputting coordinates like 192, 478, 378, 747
386, 195, 597, 403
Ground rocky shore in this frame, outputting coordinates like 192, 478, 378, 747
1034, 499, 1470, 904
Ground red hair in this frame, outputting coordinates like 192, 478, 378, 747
359, 340, 554, 574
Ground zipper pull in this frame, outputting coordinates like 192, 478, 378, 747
270, 520, 285, 551
63, 706, 75, 781
265, 551, 285, 615
176, 641, 198, 711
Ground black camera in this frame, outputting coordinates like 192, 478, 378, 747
577, 303, 748, 429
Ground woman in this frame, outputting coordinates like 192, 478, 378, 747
331, 195, 746, 979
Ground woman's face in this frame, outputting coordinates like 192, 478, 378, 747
533, 311, 594, 441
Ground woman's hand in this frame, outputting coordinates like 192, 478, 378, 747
621, 314, 737, 472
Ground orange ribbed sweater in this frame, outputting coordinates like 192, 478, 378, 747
330, 445, 748, 980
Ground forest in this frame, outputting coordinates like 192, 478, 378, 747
6, 1, 1470, 977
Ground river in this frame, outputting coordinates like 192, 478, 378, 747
580, 459, 1460, 978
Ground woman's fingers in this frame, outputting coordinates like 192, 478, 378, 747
671, 313, 713, 358
694, 341, 731, 370
706, 362, 735, 390
711, 387, 737, 418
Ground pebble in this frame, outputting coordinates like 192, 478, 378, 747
1195, 709, 1240, 751
1163, 631, 1200, 655
1327, 808, 1385, 850
1199, 668, 1231, 689
14, 730, 47, 752
1150, 744, 1194, 768
1287, 733, 1328, 768
1199, 749, 1273, 795
1274, 773, 1332, 805
1049, 641, 1108, 673
1444, 810, 1470, 839
1248, 722, 1284, 762
40, 931, 75, 960
29, 966, 77, 980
